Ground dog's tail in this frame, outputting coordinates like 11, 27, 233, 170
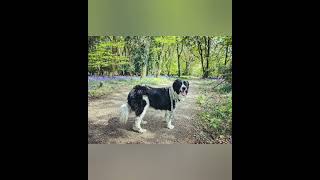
119, 103, 131, 124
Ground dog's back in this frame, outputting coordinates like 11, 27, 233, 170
128, 85, 172, 111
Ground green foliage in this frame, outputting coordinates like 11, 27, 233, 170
196, 80, 232, 143
178, 75, 199, 80
88, 36, 232, 79
216, 83, 232, 94
125, 36, 151, 77
88, 36, 129, 75
139, 77, 173, 85
197, 94, 207, 106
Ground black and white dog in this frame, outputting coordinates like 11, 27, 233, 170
119, 79, 189, 133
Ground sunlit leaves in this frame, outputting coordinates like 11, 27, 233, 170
88, 36, 232, 78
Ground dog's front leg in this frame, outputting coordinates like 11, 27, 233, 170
165, 110, 174, 129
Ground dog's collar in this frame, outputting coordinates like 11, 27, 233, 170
168, 87, 180, 112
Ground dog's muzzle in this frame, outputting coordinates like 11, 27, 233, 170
181, 86, 188, 96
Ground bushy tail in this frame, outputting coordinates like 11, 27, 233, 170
119, 103, 131, 124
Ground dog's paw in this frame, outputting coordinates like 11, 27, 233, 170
167, 124, 175, 129
133, 126, 147, 133
141, 120, 148, 124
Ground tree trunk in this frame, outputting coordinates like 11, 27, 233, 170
141, 64, 147, 78
225, 44, 229, 65
176, 39, 184, 77
140, 36, 150, 78
167, 60, 171, 76
156, 53, 161, 78
156, 44, 164, 78
176, 44, 180, 77
167, 56, 171, 76
204, 36, 211, 78
166, 48, 172, 76
185, 56, 192, 75
111, 36, 118, 76
197, 40, 205, 77
185, 60, 188, 75
177, 55, 181, 77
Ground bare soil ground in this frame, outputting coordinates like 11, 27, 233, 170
88, 80, 213, 144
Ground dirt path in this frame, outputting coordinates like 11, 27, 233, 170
88, 80, 208, 144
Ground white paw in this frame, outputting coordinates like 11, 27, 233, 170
137, 128, 147, 133
141, 120, 148, 124
133, 126, 147, 133
167, 124, 174, 129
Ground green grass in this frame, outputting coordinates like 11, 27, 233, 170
196, 80, 232, 143
88, 77, 173, 99
138, 77, 174, 85
179, 75, 200, 80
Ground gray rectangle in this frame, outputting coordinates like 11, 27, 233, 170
89, 144, 232, 180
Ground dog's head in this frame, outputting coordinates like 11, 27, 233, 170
172, 79, 189, 96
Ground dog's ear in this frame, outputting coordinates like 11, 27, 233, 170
185, 81, 189, 94
185, 81, 189, 88
172, 79, 181, 94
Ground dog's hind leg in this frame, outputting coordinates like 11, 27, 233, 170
133, 116, 146, 133
133, 96, 149, 133
165, 110, 175, 129
140, 95, 150, 125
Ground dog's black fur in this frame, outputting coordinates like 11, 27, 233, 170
127, 79, 189, 116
